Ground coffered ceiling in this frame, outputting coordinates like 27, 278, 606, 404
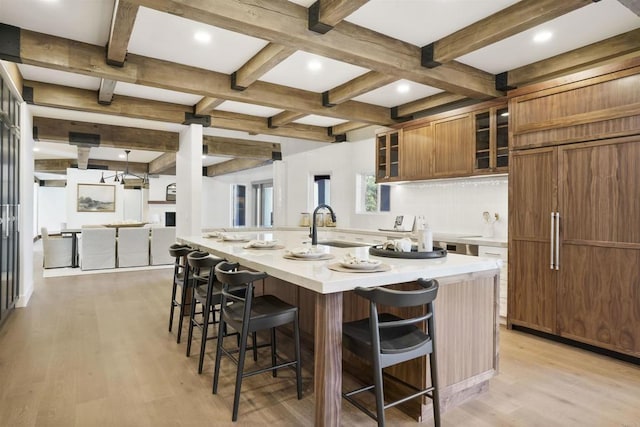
1, 0, 639, 176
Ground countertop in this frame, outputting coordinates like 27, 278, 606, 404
179, 230, 502, 295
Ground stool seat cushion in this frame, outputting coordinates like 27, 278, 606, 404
223, 295, 297, 332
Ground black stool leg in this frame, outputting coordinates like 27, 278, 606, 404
168, 278, 178, 332
294, 314, 302, 400
252, 332, 258, 362
176, 278, 189, 344
429, 351, 441, 427
232, 327, 249, 422
212, 316, 226, 394
198, 299, 212, 374
271, 328, 277, 378
186, 294, 198, 357
373, 356, 386, 427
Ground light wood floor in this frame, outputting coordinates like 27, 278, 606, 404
1, 246, 639, 426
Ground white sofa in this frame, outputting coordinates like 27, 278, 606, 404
79, 227, 116, 270
117, 227, 150, 267
41, 227, 73, 268
149, 227, 176, 265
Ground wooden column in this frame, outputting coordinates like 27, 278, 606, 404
314, 292, 343, 426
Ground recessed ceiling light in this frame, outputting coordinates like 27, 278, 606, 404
397, 83, 410, 94
533, 31, 552, 43
307, 60, 322, 71
33, 147, 40, 152
119, 154, 126, 159
194, 31, 212, 44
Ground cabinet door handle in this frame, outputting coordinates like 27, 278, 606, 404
550, 212, 555, 270
555, 212, 560, 270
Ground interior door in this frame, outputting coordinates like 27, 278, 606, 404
508, 147, 558, 333
557, 137, 640, 356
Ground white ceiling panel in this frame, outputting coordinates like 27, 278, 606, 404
215, 101, 284, 118
353, 80, 444, 108
458, 0, 640, 74
259, 51, 369, 93
345, 0, 519, 47
18, 64, 101, 91
293, 115, 348, 127
113, 82, 203, 106
128, 7, 270, 73
33, 140, 76, 160
0, 0, 114, 45
33, 140, 162, 163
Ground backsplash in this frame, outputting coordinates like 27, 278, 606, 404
392, 175, 508, 239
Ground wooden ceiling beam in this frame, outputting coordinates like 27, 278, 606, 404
24, 81, 334, 142
194, 97, 225, 115
233, 43, 296, 90
394, 93, 467, 119
148, 152, 175, 175
308, 0, 369, 34
98, 78, 117, 105
203, 135, 281, 159
18, 29, 391, 125
133, 0, 501, 98
330, 121, 370, 135
106, 0, 140, 66
422, 0, 593, 67
32, 116, 179, 152
506, 27, 640, 88
34, 158, 148, 174
268, 111, 307, 128
324, 71, 395, 106
206, 158, 272, 177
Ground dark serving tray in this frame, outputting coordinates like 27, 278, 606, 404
369, 245, 447, 259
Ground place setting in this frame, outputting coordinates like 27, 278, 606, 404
327, 253, 391, 273
283, 246, 335, 261
243, 239, 284, 250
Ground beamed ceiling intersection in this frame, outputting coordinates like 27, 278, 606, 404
1, 0, 639, 175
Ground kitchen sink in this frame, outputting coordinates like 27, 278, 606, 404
317, 240, 371, 248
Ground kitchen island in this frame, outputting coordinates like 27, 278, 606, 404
180, 230, 501, 426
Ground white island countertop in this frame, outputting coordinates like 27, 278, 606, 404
179, 230, 501, 294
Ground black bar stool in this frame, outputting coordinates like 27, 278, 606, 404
186, 251, 248, 374
342, 279, 441, 427
168, 243, 194, 344
212, 261, 303, 422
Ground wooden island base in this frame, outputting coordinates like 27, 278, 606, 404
261, 269, 500, 423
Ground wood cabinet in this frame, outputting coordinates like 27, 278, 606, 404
376, 129, 401, 182
432, 113, 473, 177
474, 106, 509, 173
400, 124, 433, 180
509, 137, 640, 357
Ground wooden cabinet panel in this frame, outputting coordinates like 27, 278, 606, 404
433, 114, 473, 177
401, 125, 432, 179
557, 245, 640, 357
375, 130, 401, 182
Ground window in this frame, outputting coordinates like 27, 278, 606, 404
253, 181, 273, 227
360, 174, 391, 213
314, 174, 331, 206
232, 184, 246, 226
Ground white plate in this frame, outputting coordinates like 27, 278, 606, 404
247, 240, 278, 248
222, 234, 249, 242
340, 260, 382, 270
288, 248, 326, 258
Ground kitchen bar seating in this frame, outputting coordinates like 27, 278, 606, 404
168, 244, 193, 343
212, 261, 303, 422
185, 251, 235, 374
342, 279, 441, 427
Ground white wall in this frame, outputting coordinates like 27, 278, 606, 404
277, 131, 508, 238
18, 102, 34, 307
37, 186, 67, 233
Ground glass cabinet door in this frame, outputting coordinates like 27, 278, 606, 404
376, 134, 387, 179
388, 131, 399, 178
474, 111, 490, 170
496, 107, 509, 169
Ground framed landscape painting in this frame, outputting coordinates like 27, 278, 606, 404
77, 184, 116, 212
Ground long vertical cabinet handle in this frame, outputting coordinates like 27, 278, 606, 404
550, 212, 555, 270
555, 212, 560, 270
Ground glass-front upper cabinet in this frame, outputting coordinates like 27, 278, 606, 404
376, 130, 401, 182
474, 105, 509, 173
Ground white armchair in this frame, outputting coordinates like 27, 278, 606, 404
117, 227, 150, 267
79, 228, 116, 270
41, 227, 73, 269
149, 227, 176, 265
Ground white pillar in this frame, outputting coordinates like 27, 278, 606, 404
18, 102, 34, 307
272, 160, 287, 227
176, 124, 203, 237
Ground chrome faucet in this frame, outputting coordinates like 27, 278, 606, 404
310, 204, 336, 246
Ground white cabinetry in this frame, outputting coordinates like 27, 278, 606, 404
479, 245, 508, 322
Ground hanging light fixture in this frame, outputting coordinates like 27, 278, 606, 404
98, 150, 149, 186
